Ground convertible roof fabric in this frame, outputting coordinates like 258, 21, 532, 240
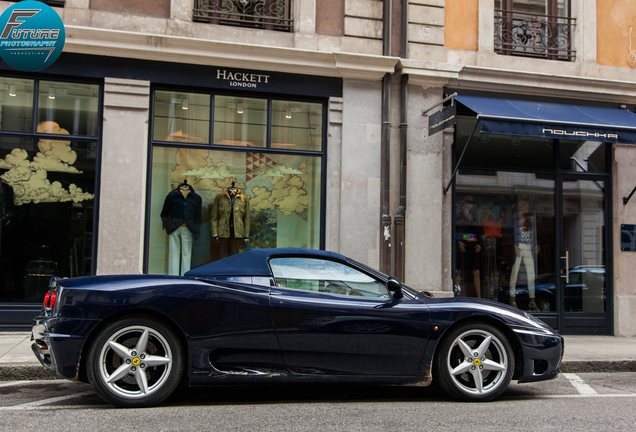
185, 247, 348, 277
455, 95, 636, 144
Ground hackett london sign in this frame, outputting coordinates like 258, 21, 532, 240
216, 69, 271, 89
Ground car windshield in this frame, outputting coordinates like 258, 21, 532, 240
347, 259, 427, 299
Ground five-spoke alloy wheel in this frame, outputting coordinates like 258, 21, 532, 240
434, 322, 514, 401
86, 316, 184, 408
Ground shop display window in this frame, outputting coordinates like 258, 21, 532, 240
153, 91, 210, 144
455, 170, 556, 312
271, 100, 323, 151
148, 147, 322, 274
213, 96, 266, 147
0, 77, 98, 304
148, 89, 325, 275
0, 77, 34, 132
37, 81, 99, 137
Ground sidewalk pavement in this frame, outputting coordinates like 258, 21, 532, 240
0, 333, 635, 381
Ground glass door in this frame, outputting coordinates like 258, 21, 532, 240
560, 177, 610, 333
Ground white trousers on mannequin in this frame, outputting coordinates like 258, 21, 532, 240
169, 225, 193, 276
509, 243, 535, 298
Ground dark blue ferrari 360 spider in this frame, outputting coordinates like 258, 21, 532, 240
31, 248, 563, 407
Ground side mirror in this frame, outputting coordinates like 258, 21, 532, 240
387, 276, 403, 299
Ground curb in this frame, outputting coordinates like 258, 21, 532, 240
560, 360, 636, 373
0, 364, 59, 381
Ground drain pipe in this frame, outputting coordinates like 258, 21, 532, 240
394, 0, 409, 281
380, 0, 392, 275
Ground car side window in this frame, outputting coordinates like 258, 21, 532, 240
269, 257, 390, 298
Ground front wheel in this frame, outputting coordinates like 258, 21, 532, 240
86, 316, 184, 408
433, 322, 514, 402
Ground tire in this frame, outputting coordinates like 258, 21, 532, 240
86, 316, 184, 408
433, 322, 514, 402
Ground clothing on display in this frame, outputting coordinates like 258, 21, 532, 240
509, 199, 539, 309
211, 184, 250, 260
160, 181, 202, 276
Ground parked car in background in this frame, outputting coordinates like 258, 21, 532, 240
497, 266, 605, 312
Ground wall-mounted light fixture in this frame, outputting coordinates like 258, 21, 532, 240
8, 85, 16, 97
285, 109, 292, 119
182, 98, 188, 110
48, 88, 56, 100
237, 102, 244, 114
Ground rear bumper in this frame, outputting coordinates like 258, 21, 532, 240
515, 330, 564, 383
31, 316, 100, 380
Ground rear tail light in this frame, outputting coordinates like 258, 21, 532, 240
43, 291, 57, 311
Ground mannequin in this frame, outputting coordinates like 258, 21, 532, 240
509, 197, 540, 311
455, 195, 482, 298
160, 180, 202, 276
211, 182, 250, 260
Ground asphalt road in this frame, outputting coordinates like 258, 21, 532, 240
1, 373, 635, 431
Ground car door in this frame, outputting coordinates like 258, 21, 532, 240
269, 257, 431, 376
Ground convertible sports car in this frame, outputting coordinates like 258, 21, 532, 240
31, 248, 563, 407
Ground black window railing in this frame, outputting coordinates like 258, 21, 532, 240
6, 0, 65, 6
494, 9, 576, 61
193, 0, 293, 33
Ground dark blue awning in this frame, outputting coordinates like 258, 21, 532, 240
455, 95, 636, 144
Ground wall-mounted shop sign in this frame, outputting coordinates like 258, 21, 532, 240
621, 224, 636, 251
15, 53, 344, 99
216, 69, 271, 89
428, 104, 456, 136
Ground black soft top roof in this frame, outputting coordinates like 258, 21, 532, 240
185, 247, 348, 277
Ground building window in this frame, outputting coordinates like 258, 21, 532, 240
193, 0, 293, 32
0, 76, 99, 303
494, 0, 576, 61
147, 89, 324, 275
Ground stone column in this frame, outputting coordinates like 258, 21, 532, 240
97, 78, 151, 275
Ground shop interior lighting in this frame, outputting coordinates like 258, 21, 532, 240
48, 88, 56, 100
237, 103, 244, 114
182, 98, 188, 110
285, 109, 292, 119
8, 85, 16, 97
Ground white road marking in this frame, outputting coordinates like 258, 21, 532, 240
563, 373, 598, 395
0, 391, 94, 411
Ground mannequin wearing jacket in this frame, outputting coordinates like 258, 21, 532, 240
211, 183, 250, 260
160, 181, 202, 276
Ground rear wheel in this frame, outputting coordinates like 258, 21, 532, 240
86, 316, 184, 408
433, 322, 514, 401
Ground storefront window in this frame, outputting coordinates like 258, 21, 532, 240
271, 100, 323, 151
154, 91, 210, 144
559, 140, 607, 173
0, 136, 97, 302
213, 96, 266, 147
37, 81, 99, 137
148, 147, 322, 274
0, 77, 34, 132
148, 89, 325, 275
455, 169, 556, 311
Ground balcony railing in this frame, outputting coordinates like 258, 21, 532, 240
193, 0, 293, 33
494, 9, 576, 61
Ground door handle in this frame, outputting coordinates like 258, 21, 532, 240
560, 250, 569, 284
